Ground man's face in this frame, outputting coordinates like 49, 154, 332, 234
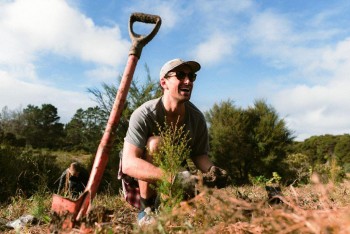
162, 65, 196, 103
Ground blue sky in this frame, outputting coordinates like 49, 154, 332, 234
1, 0, 350, 141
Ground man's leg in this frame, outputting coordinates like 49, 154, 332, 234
137, 136, 161, 226
139, 136, 161, 210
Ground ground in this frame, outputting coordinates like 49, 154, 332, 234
1, 180, 350, 233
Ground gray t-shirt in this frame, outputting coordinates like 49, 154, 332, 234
124, 97, 209, 158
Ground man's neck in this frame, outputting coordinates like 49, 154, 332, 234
162, 96, 186, 124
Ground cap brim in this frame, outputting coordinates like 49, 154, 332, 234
172, 61, 201, 73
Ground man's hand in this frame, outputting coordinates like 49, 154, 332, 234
173, 171, 198, 198
203, 166, 230, 188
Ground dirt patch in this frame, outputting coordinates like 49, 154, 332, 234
49, 205, 136, 233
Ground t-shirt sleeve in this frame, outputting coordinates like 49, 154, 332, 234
124, 108, 149, 149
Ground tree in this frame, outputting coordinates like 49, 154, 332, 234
22, 104, 64, 148
291, 134, 348, 182
205, 100, 251, 183
246, 100, 294, 178
298, 135, 338, 168
206, 99, 294, 184
0, 106, 27, 145
334, 134, 350, 172
65, 107, 105, 152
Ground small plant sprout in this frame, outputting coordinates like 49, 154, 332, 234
150, 118, 192, 210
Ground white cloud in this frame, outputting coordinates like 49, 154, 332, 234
246, 11, 303, 69
275, 83, 350, 140
194, 33, 238, 65
122, 1, 183, 31
0, 75, 95, 123
197, 0, 254, 15
85, 66, 119, 82
153, 4, 180, 30
246, 10, 350, 79
244, 8, 350, 140
318, 38, 350, 72
266, 38, 350, 140
0, 0, 131, 121
0, 0, 129, 67
0, 63, 38, 82
258, 77, 350, 140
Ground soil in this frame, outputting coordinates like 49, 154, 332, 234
48, 205, 137, 233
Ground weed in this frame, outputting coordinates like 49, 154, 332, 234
29, 194, 51, 224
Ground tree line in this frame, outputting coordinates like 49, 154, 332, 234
1, 66, 349, 200
206, 100, 349, 185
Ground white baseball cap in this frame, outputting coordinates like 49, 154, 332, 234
159, 58, 201, 79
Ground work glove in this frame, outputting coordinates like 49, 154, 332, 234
203, 166, 230, 188
173, 171, 198, 199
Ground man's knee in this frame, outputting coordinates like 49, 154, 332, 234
146, 136, 161, 155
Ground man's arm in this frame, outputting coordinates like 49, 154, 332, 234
121, 141, 164, 183
192, 154, 214, 173
57, 170, 66, 193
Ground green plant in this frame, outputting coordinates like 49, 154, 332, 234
250, 175, 269, 186
29, 194, 51, 223
151, 119, 191, 211
266, 172, 282, 186
329, 156, 345, 183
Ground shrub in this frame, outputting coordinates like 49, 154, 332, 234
0, 146, 61, 203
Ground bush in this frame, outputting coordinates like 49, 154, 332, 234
0, 146, 62, 203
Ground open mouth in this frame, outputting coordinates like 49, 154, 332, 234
179, 87, 191, 93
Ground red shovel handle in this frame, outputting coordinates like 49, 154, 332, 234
75, 13, 162, 221
129, 12, 162, 58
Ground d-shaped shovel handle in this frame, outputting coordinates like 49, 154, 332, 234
129, 12, 162, 58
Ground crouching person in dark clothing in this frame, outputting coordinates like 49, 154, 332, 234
57, 162, 88, 199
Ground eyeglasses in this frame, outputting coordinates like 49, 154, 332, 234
166, 71, 197, 82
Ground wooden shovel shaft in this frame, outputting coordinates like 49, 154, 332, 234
76, 55, 139, 220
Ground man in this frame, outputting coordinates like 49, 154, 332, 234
57, 162, 88, 198
118, 58, 227, 226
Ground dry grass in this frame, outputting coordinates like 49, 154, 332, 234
139, 180, 350, 233
1, 180, 350, 233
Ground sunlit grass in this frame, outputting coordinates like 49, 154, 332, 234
1, 179, 350, 233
